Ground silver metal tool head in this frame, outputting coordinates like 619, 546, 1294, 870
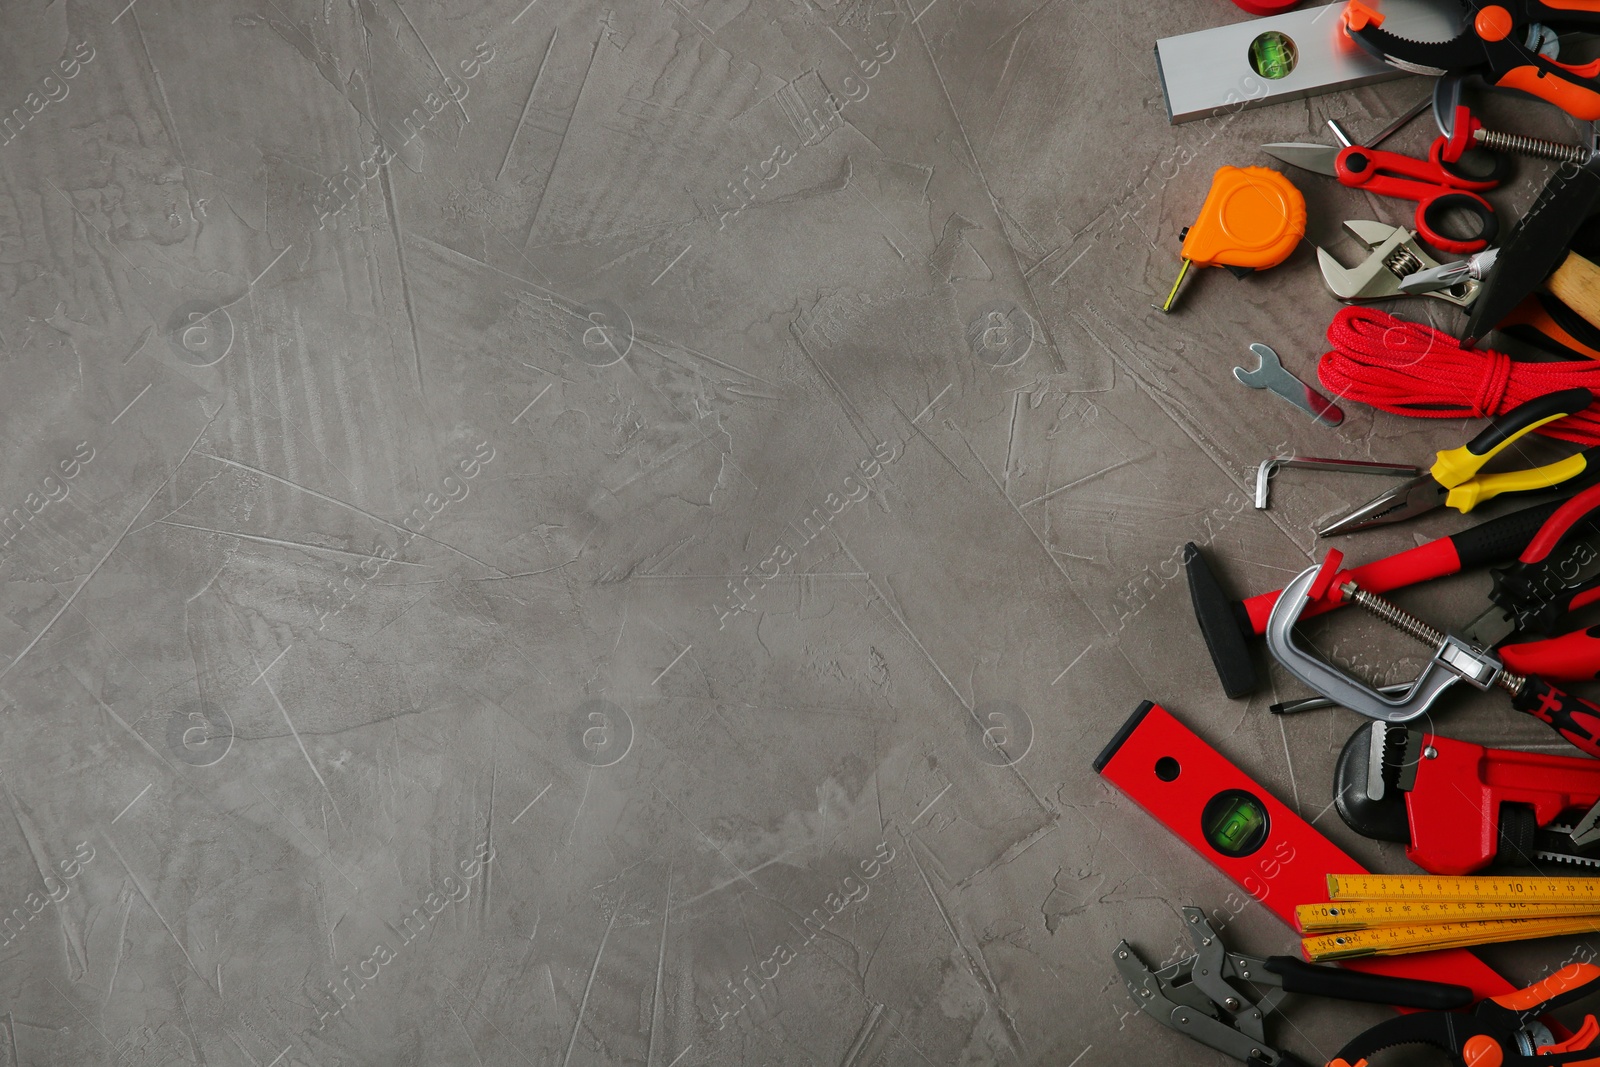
1433, 75, 1466, 139
1317, 220, 1475, 306
1266, 562, 1501, 723
1114, 918, 1289, 1065
1235, 344, 1345, 427
1316, 473, 1445, 536
1260, 142, 1341, 176
1570, 801, 1600, 848
1399, 247, 1497, 297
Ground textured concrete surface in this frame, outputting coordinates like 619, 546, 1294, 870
3, 0, 1598, 1064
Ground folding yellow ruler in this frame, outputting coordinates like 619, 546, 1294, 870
1303, 916, 1600, 961
1296, 898, 1600, 933
1327, 873, 1600, 904
1296, 874, 1600, 960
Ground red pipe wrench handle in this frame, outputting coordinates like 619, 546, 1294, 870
1513, 677, 1600, 758
1501, 626, 1600, 682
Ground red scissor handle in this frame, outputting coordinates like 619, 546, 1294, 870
1334, 144, 1498, 193
1335, 144, 1500, 254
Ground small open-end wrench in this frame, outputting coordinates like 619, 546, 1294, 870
1234, 343, 1344, 427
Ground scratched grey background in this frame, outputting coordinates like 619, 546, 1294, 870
5, 0, 1600, 1064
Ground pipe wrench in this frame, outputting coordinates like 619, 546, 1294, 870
1335, 720, 1600, 875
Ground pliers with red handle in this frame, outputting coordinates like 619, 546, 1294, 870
1461, 479, 1600, 680
1329, 961, 1600, 1067
1190, 493, 1590, 698
1344, 0, 1600, 121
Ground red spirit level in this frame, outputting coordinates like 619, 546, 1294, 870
1094, 700, 1519, 1001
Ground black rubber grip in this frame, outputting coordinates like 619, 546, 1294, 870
1450, 497, 1568, 571
1437, 145, 1509, 185
1464, 387, 1595, 456
1263, 956, 1473, 1010
1184, 542, 1258, 698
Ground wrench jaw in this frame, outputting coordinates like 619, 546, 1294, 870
1316, 220, 1479, 308
1265, 564, 1500, 723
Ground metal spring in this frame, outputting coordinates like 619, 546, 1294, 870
1344, 583, 1528, 695
1475, 128, 1590, 165
1344, 585, 1443, 646
1383, 246, 1424, 279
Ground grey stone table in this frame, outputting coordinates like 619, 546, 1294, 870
1, 0, 1594, 1064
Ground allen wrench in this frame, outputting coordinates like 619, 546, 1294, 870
1255, 456, 1422, 509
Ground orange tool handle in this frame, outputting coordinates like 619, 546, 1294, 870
1497, 63, 1600, 120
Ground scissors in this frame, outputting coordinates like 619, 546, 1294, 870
1320, 387, 1600, 535
1264, 119, 1506, 254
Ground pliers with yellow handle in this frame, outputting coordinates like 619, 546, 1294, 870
1320, 387, 1600, 536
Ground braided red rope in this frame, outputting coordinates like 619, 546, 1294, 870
1318, 306, 1600, 446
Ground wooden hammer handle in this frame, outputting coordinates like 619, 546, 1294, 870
1547, 250, 1600, 332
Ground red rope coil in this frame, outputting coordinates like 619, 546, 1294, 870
1318, 306, 1600, 446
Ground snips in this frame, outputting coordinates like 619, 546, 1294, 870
1460, 479, 1600, 681
1264, 118, 1505, 254
1320, 388, 1599, 536
1115, 907, 1471, 1067
1344, 0, 1600, 122
1329, 961, 1600, 1067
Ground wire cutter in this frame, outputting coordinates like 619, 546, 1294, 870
1263, 119, 1505, 254
1320, 387, 1600, 536
1460, 479, 1600, 680
1116, 907, 1471, 1067
1345, 0, 1600, 122
1329, 961, 1600, 1067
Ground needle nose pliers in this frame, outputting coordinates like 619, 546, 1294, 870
1320, 387, 1600, 535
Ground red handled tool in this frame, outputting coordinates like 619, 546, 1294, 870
1263, 119, 1504, 254
1329, 961, 1600, 1067
1462, 480, 1600, 680
1094, 701, 1522, 1001
1268, 549, 1600, 760
1335, 720, 1600, 875
1186, 496, 1573, 697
